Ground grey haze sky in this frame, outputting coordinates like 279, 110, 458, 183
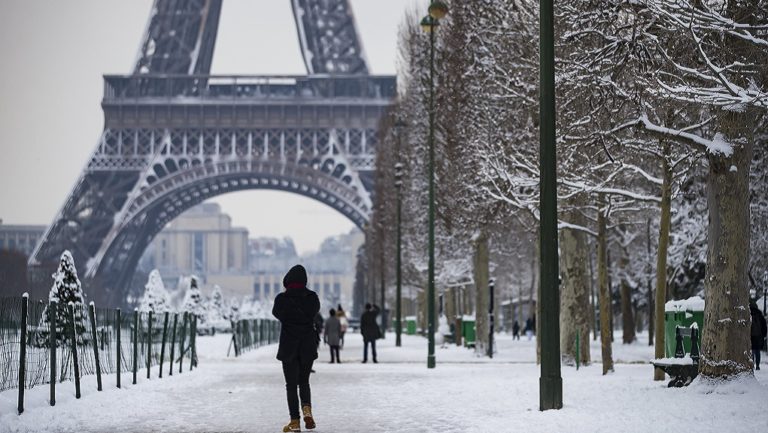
0, 0, 418, 254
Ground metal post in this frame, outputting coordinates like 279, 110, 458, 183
49, 300, 57, 405
18, 294, 28, 414
169, 313, 178, 377
426, 18, 437, 370
179, 312, 188, 374
69, 303, 81, 399
488, 279, 495, 359
380, 241, 386, 338
116, 308, 121, 388
159, 312, 169, 378
190, 316, 197, 369
132, 310, 138, 385
396, 163, 403, 347
233, 321, 240, 357
539, 0, 563, 411
147, 311, 152, 379
88, 303, 102, 391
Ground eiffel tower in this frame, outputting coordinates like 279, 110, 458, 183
29, 0, 395, 306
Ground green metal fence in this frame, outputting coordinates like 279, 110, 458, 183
0, 295, 198, 414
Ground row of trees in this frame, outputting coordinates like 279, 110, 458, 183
362, 0, 767, 381
138, 271, 273, 328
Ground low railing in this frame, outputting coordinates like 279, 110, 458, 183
228, 318, 281, 357
1, 295, 198, 414
103, 74, 397, 102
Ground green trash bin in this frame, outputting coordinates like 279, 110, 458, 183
405, 316, 417, 335
664, 297, 705, 357
462, 315, 476, 348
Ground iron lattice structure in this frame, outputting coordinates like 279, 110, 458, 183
29, 0, 395, 307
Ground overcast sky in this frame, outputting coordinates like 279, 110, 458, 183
0, 0, 419, 254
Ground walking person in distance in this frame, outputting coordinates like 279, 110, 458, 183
324, 308, 342, 363
360, 303, 381, 363
272, 264, 320, 432
336, 304, 349, 348
750, 300, 767, 370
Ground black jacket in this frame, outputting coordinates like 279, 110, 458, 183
360, 305, 381, 341
750, 306, 767, 350
272, 265, 320, 362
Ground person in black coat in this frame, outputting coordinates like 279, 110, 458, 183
750, 300, 767, 370
360, 303, 381, 363
512, 320, 521, 340
272, 264, 320, 431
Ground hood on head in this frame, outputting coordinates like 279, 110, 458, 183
283, 264, 308, 289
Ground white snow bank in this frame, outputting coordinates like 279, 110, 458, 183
652, 355, 694, 366
665, 296, 705, 313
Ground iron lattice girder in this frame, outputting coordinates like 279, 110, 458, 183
133, 0, 221, 75
90, 159, 369, 306
134, 0, 368, 77
29, 171, 140, 271
292, 0, 369, 74
31, 0, 388, 305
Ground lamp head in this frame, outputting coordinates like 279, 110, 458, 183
420, 15, 437, 33
428, 1, 449, 20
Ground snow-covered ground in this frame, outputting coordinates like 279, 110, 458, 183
2, 331, 766, 433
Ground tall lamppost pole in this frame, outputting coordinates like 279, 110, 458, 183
395, 161, 404, 347
379, 221, 386, 338
394, 119, 406, 347
539, 0, 563, 410
420, 0, 448, 370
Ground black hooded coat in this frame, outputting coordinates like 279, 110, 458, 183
272, 265, 321, 362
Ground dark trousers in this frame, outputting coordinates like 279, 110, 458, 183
364, 339, 377, 362
753, 349, 762, 369
282, 357, 314, 419
330, 345, 341, 363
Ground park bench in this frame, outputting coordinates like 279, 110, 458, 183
651, 324, 700, 387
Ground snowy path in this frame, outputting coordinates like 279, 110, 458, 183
2, 333, 767, 433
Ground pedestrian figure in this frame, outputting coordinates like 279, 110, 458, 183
750, 300, 767, 370
336, 304, 349, 348
324, 308, 342, 363
524, 317, 534, 341
512, 320, 521, 340
360, 303, 381, 363
272, 264, 320, 432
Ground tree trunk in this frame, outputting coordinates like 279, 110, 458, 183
619, 237, 636, 344
473, 231, 490, 355
607, 250, 614, 343
647, 219, 654, 347
700, 111, 754, 380
654, 142, 672, 381
621, 282, 636, 344
559, 209, 592, 366
589, 241, 598, 341
597, 195, 614, 374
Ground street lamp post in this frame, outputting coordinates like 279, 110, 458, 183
394, 142, 405, 347
380, 224, 386, 338
420, 0, 448, 370
488, 278, 495, 359
539, 0, 563, 411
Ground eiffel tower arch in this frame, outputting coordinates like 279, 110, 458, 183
29, 0, 395, 306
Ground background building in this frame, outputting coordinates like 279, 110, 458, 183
138, 203, 363, 311
250, 231, 363, 312
0, 222, 46, 257
142, 203, 251, 297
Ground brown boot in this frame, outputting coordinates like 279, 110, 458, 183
302, 405, 316, 430
282, 419, 301, 432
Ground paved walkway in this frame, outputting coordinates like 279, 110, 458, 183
2, 333, 767, 433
